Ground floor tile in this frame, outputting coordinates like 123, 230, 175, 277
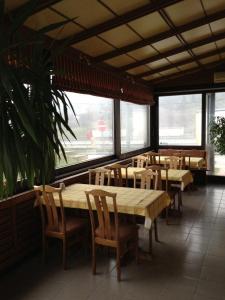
2, 184, 225, 299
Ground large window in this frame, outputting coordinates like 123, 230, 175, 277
120, 101, 150, 153
206, 92, 225, 176
159, 94, 202, 146
57, 92, 114, 168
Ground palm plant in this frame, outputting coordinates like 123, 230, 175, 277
0, 0, 76, 199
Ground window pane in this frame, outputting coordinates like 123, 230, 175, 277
57, 92, 114, 168
120, 101, 150, 153
206, 92, 225, 176
159, 94, 202, 146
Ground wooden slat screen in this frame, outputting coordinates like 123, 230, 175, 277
53, 54, 154, 105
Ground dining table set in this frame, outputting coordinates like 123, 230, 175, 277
35, 150, 202, 280
55, 151, 196, 250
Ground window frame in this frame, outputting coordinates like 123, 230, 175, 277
156, 92, 205, 150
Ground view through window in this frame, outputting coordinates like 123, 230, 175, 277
120, 101, 150, 153
57, 92, 114, 168
159, 94, 202, 146
207, 92, 225, 176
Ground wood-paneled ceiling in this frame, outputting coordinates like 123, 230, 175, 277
5, 0, 225, 86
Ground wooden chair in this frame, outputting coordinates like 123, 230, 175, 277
144, 151, 159, 165
133, 169, 160, 249
85, 189, 138, 281
106, 163, 129, 187
134, 169, 159, 190
146, 165, 163, 190
184, 149, 207, 169
146, 164, 182, 222
34, 184, 87, 269
163, 158, 183, 213
147, 165, 172, 221
164, 156, 185, 170
88, 168, 111, 186
132, 155, 147, 168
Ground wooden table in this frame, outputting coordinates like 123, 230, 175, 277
55, 183, 170, 230
119, 167, 193, 191
155, 156, 205, 169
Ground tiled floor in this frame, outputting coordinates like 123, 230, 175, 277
1, 184, 225, 300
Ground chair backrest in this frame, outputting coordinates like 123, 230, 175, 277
179, 149, 206, 158
132, 155, 147, 168
159, 149, 175, 156
183, 149, 207, 168
164, 156, 184, 169
85, 189, 118, 241
134, 169, 159, 190
106, 163, 124, 187
34, 184, 65, 233
88, 168, 111, 186
144, 151, 160, 165
146, 165, 163, 190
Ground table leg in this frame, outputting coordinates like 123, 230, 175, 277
138, 227, 153, 261
178, 190, 182, 214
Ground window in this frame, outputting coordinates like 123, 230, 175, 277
206, 92, 225, 176
159, 94, 202, 146
120, 101, 150, 153
57, 92, 114, 168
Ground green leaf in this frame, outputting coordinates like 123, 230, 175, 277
0, 0, 77, 199
9, 0, 39, 34
38, 18, 77, 35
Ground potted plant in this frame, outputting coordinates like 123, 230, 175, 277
0, 0, 76, 199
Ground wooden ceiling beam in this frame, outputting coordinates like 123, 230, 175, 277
10, 0, 62, 16
149, 59, 225, 85
94, 9, 225, 63
157, 7, 202, 69
62, 0, 181, 46
34, 0, 62, 13
136, 46, 225, 78
119, 31, 225, 71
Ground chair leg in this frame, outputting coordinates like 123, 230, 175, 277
83, 227, 89, 258
42, 235, 47, 264
116, 246, 121, 281
154, 219, 159, 242
166, 207, 169, 225
92, 241, 96, 275
135, 232, 139, 264
178, 191, 182, 214
63, 238, 67, 270
116, 245, 121, 281
149, 227, 153, 255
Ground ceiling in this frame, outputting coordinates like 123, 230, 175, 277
5, 0, 225, 86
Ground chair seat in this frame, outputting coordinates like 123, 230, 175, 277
95, 224, 138, 241
46, 217, 86, 237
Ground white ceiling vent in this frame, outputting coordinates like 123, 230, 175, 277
214, 72, 225, 83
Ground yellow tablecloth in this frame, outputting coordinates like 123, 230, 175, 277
120, 168, 193, 191
156, 156, 204, 168
54, 183, 171, 229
